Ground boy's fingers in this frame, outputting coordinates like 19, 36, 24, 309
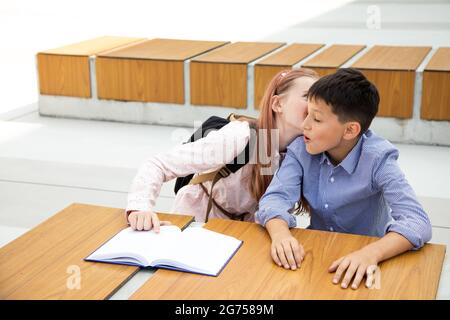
333, 258, 350, 284
291, 242, 304, 268
281, 242, 297, 270
276, 245, 289, 269
299, 244, 306, 259
271, 245, 282, 267
341, 262, 359, 289
351, 265, 366, 290
329, 257, 344, 273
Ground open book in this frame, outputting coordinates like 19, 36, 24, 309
85, 226, 242, 276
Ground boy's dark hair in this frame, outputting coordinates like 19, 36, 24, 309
307, 68, 379, 135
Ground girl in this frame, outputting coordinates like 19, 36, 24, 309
125, 68, 318, 235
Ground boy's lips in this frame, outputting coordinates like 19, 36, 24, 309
304, 135, 311, 143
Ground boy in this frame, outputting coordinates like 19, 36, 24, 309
256, 68, 432, 290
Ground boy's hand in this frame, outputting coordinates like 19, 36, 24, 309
127, 210, 172, 232
328, 247, 380, 290
271, 232, 305, 270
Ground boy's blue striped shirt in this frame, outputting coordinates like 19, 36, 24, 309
256, 130, 432, 249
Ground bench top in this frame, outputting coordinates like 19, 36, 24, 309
98, 38, 229, 61
256, 43, 324, 66
425, 47, 450, 72
192, 42, 285, 64
39, 36, 146, 56
302, 44, 366, 68
352, 45, 432, 71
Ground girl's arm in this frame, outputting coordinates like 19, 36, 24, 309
126, 121, 251, 216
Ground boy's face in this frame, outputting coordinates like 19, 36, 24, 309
302, 98, 347, 155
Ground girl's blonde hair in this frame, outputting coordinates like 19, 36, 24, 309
249, 68, 319, 205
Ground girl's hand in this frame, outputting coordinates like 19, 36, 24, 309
271, 232, 305, 270
328, 247, 380, 290
127, 210, 172, 232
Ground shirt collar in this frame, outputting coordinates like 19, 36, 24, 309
319, 134, 365, 175
320, 152, 330, 165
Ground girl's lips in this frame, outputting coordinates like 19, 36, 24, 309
304, 136, 311, 143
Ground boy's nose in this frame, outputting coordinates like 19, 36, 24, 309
302, 118, 311, 130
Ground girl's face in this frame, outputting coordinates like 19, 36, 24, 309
275, 76, 317, 135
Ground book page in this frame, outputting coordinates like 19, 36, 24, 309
87, 226, 182, 266
155, 227, 242, 275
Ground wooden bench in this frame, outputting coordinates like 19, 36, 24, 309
130, 219, 446, 300
302, 44, 366, 77
37, 36, 145, 98
253, 43, 324, 108
421, 47, 450, 121
190, 42, 285, 108
96, 38, 228, 104
351, 45, 431, 119
0, 203, 193, 299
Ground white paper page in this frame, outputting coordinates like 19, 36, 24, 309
163, 228, 242, 275
87, 226, 182, 265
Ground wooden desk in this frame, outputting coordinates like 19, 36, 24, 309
421, 47, 450, 121
131, 219, 446, 300
96, 38, 228, 104
37, 36, 146, 98
0, 203, 193, 299
351, 45, 431, 119
254, 43, 324, 108
302, 44, 366, 77
190, 42, 285, 108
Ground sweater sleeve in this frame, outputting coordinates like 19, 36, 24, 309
126, 120, 251, 215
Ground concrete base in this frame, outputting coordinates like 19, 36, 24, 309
39, 93, 450, 146
38, 94, 258, 128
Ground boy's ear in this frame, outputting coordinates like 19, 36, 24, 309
343, 121, 361, 140
270, 95, 283, 113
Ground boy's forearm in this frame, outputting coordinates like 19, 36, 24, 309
363, 232, 414, 263
265, 218, 291, 240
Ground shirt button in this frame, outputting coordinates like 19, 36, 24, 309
324, 203, 329, 209
330, 177, 335, 183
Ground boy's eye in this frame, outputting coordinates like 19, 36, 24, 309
314, 118, 321, 123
